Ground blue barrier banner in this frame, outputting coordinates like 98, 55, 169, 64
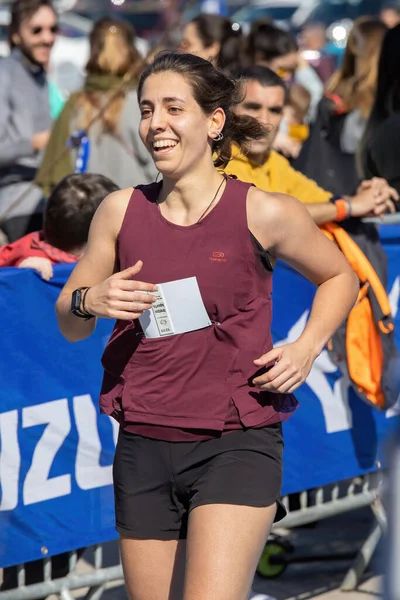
0, 225, 400, 568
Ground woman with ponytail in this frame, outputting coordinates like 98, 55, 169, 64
56, 52, 358, 600
37, 18, 156, 196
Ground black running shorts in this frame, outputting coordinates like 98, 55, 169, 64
113, 424, 286, 540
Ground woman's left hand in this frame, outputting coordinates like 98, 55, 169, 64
252, 341, 318, 394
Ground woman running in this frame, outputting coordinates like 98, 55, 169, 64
56, 52, 358, 600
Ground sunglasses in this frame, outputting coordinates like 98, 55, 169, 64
30, 24, 59, 36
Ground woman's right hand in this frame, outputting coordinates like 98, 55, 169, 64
84, 260, 158, 320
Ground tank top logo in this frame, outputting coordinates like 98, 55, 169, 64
209, 251, 228, 263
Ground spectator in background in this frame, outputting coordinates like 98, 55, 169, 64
225, 66, 397, 226
359, 24, 400, 203
380, 2, 400, 28
279, 83, 311, 157
0, 0, 58, 243
180, 14, 243, 74
244, 22, 324, 122
299, 22, 337, 82
36, 18, 156, 197
0, 173, 119, 279
295, 17, 387, 196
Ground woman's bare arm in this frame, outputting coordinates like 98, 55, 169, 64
56, 188, 157, 342
247, 188, 359, 393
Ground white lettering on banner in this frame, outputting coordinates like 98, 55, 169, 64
308, 353, 353, 433
74, 394, 113, 490
276, 310, 400, 431
0, 397, 118, 509
386, 277, 400, 416
389, 276, 400, 319
23, 399, 71, 505
0, 410, 20, 511
276, 311, 352, 433
387, 397, 400, 418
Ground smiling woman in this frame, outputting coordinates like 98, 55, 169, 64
138, 51, 265, 177
55, 51, 358, 600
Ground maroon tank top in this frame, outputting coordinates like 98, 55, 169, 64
99, 176, 298, 439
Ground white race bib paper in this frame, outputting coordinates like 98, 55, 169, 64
138, 276, 212, 339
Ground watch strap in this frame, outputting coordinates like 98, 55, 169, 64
81, 287, 92, 316
71, 287, 95, 320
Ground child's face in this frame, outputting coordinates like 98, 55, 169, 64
284, 105, 301, 125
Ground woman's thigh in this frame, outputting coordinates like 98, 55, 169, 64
120, 537, 186, 600
183, 502, 276, 600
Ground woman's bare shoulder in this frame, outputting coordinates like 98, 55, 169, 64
102, 186, 135, 207
99, 186, 135, 211
247, 186, 314, 249
91, 187, 135, 237
248, 186, 306, 222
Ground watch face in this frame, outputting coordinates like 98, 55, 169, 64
70, 287, 94, 319
71, 288, 82, 313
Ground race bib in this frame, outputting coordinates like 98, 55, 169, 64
138, 276, 212, 338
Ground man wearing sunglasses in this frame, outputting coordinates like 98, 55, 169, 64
0, 0, 58, 243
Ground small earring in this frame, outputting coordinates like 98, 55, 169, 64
213, 131, 224, 142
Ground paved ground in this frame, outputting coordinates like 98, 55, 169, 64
42, 506, 384, 600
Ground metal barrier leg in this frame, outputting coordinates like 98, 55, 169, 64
84, 585, 107, 600
371, 497, 388, 533
340, 522, 382, 591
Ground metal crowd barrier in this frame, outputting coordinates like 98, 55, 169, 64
0, 473, 386, 600
0, 545, 123, 600
267, 472, 387, 591
386, 430, 400, 600
362, 214, 400, 223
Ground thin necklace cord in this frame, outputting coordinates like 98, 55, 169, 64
156, 175, 227, 224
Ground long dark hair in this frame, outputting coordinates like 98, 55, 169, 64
138, 51, 268, 168
189, 14, 243, 74
359, 24, 400, 176
245, 21, 298, 66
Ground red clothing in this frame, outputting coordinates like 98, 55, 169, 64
0, 231, 79, 267
100, 177, 298, 440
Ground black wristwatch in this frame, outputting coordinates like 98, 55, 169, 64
70, 287, 95, 320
